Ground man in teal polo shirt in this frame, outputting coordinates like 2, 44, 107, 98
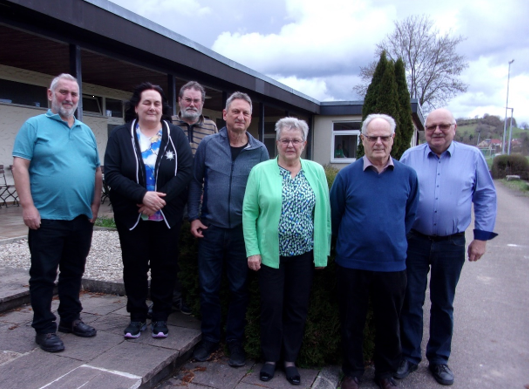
12, 73, 102, 353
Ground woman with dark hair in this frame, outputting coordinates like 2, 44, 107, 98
104, 82, 192, 339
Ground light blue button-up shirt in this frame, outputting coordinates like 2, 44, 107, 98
400, 141, 497, 240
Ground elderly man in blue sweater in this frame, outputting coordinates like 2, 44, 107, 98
330, 113, 419, 389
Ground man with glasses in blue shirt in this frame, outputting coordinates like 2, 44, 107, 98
331, 114, 419, 389
396, 108, 497, 386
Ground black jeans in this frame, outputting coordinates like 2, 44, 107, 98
337, 265, 406, 380
28, 216, 93, 334
259, 251, 314, 362
117, 219, 181, 322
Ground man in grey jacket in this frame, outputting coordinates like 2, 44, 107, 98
188, 91, 269, 367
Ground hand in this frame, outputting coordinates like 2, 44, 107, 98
22, 205, 41, 230
468, 239, 487, 262
190, 219, 208, 238
137, 204, 156, 216
89, 202, 101, 223
248, 255, 261, 271
315, 266, 325, 270
142, 191, 166, 211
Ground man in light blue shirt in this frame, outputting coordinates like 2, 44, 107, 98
12, 74, 102, 353
396, 108, 497, 386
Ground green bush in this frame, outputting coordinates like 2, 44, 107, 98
178, 164, 375, 367
491, 154, 529, 180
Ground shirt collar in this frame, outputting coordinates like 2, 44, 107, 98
45, 109, 79, 127
362, 155, 394, 172
427, 141, 455, 158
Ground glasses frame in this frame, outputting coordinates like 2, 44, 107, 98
362, 135, 393, 143
278, 138, 304, 146
425, 123, 454, 132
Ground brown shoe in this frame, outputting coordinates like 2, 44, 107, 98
375, 376, 398, 388
341, 375, 360, 389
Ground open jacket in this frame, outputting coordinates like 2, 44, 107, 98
104, 119, 193, 229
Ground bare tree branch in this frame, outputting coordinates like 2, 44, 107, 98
353, 14, 468, 112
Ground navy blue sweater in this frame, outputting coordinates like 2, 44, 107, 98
330, 158, 419, 272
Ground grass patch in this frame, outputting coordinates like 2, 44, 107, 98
500, 179, 529, 197
95, 216, 116, 228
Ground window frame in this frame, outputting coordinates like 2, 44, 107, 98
331, 121, 361, 164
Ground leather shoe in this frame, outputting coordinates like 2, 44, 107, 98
429, 363, 454, 385
285, 365, 300, 385
35, 333, 65, 353
58, 319, 97, 337
259, 363, 276, 382
375, 377, 398, 388
341, 376, 360, 389
394, 359, 418, 379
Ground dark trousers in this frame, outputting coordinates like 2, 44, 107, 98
259, 251, 314, 362
117, 219, 181, 322
198, 224, 248, 344
400, 231, 465, 365
28, 216, 93, 334
337, 265, 406, 380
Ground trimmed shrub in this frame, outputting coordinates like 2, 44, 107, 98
491, 155, 529, 180
178, 164, 375, 367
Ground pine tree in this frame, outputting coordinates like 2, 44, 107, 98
394, 57, 414, 159
358, 51, 399, 158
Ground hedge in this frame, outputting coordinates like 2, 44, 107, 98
178, 165, 375, 367
491, 154, 529, 180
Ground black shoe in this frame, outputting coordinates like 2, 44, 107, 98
151, 321, 169, 338
341, 376, 360, 389
374, 376, 398, 389
394, 359, 418, 379
193, 339, 218, 361
429, 363, 454, 386
172, 298, 192, 315
35, 333, 65, 353
227, 340, 246, 367
285, 365, 301, 385
58, 319, 97, 337
259, 363, 276, 382
123, 321, 146, 339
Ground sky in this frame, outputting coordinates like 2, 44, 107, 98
108, 0, 529, 125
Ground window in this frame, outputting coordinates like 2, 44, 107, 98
83, 95, 102, 114
263, 121, 277, 158
0, 79, 48, 107
105, 98, 123, 118
331, 121, 361, 163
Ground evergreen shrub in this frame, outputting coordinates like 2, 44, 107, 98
491, 155, 529, 180
178, 164, 375, 367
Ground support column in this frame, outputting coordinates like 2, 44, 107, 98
69, 44, 83, 121
167, 74, 177, 116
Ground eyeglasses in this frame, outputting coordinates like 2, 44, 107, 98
279, 139, 304, 145
425, 123, 454, 131
363, 135, 392, 143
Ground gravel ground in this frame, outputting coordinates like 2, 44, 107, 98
0, 230, 124, 282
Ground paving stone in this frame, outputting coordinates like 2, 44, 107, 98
91, 312, 131, 336
0, 350, 22, 365
0, 304, 33, 325
0, 350, 83, 389
179, 359, 255, 389
78, 293, 127, 316
0, 321, 38, 353
56, 330, 124, 362
311, 365, 341, 389
39, 364, 141, 389
89, 340, 178, 384
134, 323, 201, 353
167, 310, 201, 330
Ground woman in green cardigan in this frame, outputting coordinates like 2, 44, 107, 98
242, 117, 331, 385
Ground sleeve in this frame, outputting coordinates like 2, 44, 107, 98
12, 120, 36, 160
187, 138, 207, 221
316, 164, 332, 265
329, 171, 346, 240
242, 167, 261, 257
472, 152, 498, 240
158, 124, 193, 201
405, 168, 419, 234
103, 128, 147, 204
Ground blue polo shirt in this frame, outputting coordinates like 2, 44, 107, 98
13, 110, 100, 220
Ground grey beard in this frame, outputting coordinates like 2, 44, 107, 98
181, 109, 201, 121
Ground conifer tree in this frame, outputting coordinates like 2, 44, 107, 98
394, 57, 414, 159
